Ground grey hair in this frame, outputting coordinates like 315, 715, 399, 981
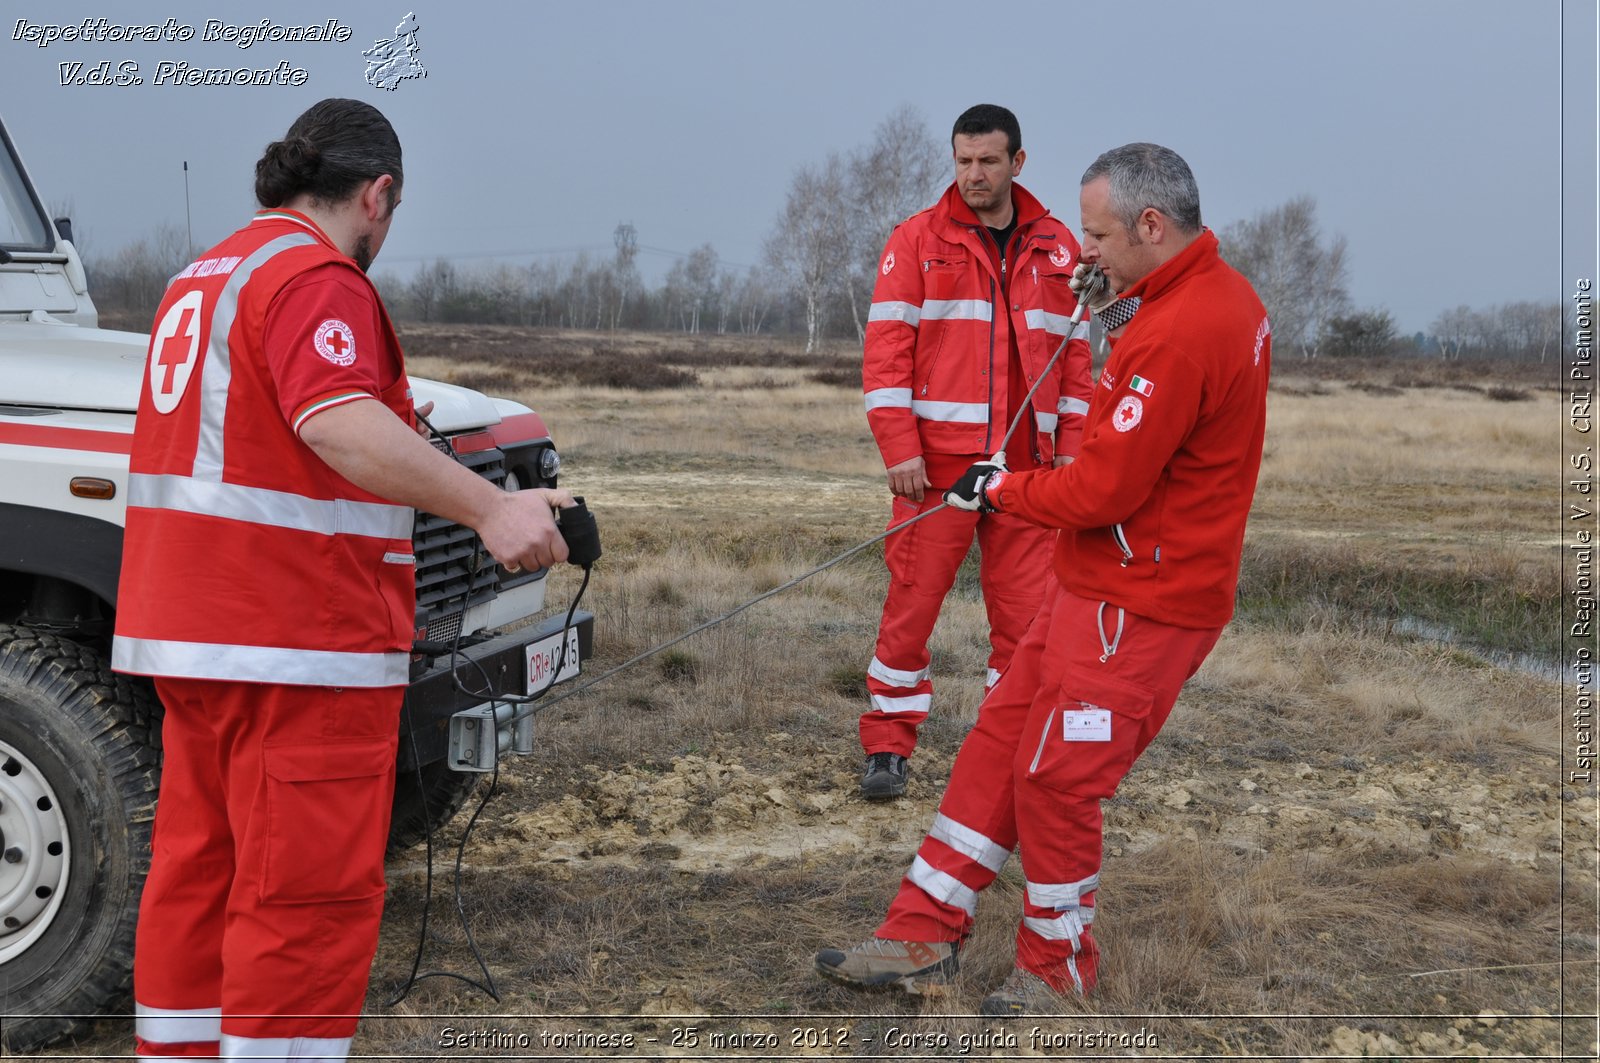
1080, 143, 1202, 235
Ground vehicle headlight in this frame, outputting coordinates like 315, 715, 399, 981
503, 469, 522, 492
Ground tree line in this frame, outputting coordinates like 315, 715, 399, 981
78, 108, 1562, 362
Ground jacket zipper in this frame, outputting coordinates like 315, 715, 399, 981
1112, 523, 1134, 567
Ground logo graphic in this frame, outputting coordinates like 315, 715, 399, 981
150, 291, 205, 414
1129, 374, 1155, 397
314, 319, 357, 366
1254, 315, 1272, 365
1113, 395, 1143, 432
882, 251, 895, 275
364, 13, 426, 91
1049, 244, 1071, 268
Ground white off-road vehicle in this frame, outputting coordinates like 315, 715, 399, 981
0, 115, 591, 1051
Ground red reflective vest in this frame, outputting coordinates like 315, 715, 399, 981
863, 182, 1093, 469
112, 211, 416, 687
996, 230, 1272, 629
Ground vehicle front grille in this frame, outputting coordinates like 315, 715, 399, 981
413, 441, 507, 640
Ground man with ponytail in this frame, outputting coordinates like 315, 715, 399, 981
113, 98, 571, 1061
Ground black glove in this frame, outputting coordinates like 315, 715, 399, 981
943, 457, 1007, 512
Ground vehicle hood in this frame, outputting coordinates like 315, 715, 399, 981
0, 320, 514, 432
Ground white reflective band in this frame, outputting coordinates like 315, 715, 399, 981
1026, 873, 1101, 908
129, 473, 413, 540
868, 656, 929, 688
908, 855, 978, 916
219, 1033, 354, 1062
192, 232, 320, 482
986, 667, 1002, 688
864, 387, 913, 411
870, 692, 931, 715
929, 813, 1010, 873
1072, 319, 1091, 341
911, 399, 987, 424
135, 1002, 221, 1045
1060, 396, 1090, 416
869, 300, 923, 326
1024, 308, 1077, 335
1066, 954, 1085, 994
1023, 909, 1085, 947
922, 299, 992, 322
113, 636, 408, 688
1035, 412, 1059, 433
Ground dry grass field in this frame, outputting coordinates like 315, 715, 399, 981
42, 328, 1588, 1061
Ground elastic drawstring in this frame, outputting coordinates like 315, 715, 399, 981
1096, 601, 1124, 663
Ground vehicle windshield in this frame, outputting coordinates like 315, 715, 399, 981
0, 124, 52, 251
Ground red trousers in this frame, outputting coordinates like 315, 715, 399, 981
862, 453, 1053, 757
134, 678, 401, 1060
877, 582, 1221, 993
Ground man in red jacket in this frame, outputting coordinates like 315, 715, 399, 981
115, 99, 570, 1061
818, 143, 1271, 1013
858, 104, 1093, 799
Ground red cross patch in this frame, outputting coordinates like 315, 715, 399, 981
1113, 395, 1143, 432
149, 291, 205, 414
314, 319, 357, 366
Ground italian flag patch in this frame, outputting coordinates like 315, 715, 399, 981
1129, 374, 1155, 396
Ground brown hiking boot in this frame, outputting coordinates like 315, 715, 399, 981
979, 966, 1068, 1016
814, 937, 956, 995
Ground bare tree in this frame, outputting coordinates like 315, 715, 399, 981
845, 105, 947, 340
611, 222, 639, 329
765, 153, 852, 352
1219, 197, 1350, 358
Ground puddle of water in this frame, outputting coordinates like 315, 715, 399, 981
1391, 615, 1568, 684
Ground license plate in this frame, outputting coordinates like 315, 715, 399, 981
526, 627, 581, 692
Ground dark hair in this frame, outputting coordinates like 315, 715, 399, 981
254, 98, 402, 210
952, 104, 1021, 157
1080, 142, 1202, 234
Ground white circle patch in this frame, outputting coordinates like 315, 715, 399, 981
149, 291, 205, 415
314, 318, 357, 366
1049, 244, 1072, 268
881, 251, 896, 275
1113, 394, 1144, 432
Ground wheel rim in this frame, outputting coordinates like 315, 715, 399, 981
0, 738, 71, 962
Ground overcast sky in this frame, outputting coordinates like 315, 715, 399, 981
2, 0, 1595, 334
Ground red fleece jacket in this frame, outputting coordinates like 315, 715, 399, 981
994, 229, 1271, 628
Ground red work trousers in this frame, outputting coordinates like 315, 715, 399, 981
134, 678, 401, 1060
861, 453, 1053, 757
876, 582, 1221, 994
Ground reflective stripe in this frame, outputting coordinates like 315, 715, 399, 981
1024, 308, 1077, 335
922, 299, 992, 322
908, 854, 978, 916
113, 636, 408, 687
1072, 319, 1091, 341
911, 399, 987, 424
1059, 396, 1090, 416
869, 300, 922, 326
191, 232, 319, 482
929, 812, 1010, 873
220, 1033, 354, 1061
135, 1003, 221, 1045
1036, 412, 1059, 433
1066, 954, 1085, 994
129, 473, 413, 540
1023, 909, 1086, 948
1026, 873, 1101, 908
868, 656, 929, 688
870, 692, 931, 715
865, 387, 913, 411
986, 667, 1002, 688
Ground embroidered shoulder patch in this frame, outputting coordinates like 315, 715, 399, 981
314, 319, 357, 366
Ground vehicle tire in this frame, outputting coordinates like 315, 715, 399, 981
386, 759, 483, 855
0, 625, 161, 1054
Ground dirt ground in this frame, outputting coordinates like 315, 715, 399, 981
35, 331, 1593, 1061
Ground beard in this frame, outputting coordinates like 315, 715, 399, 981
352, 233, 374, 273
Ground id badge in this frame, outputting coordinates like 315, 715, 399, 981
1062, 706, 1112, 742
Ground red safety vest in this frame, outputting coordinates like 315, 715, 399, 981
112, 211, 416, 687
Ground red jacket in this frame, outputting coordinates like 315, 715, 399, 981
113, 210, 417, 687
994, 230, 1271, 628
863, 182, 1093, 469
